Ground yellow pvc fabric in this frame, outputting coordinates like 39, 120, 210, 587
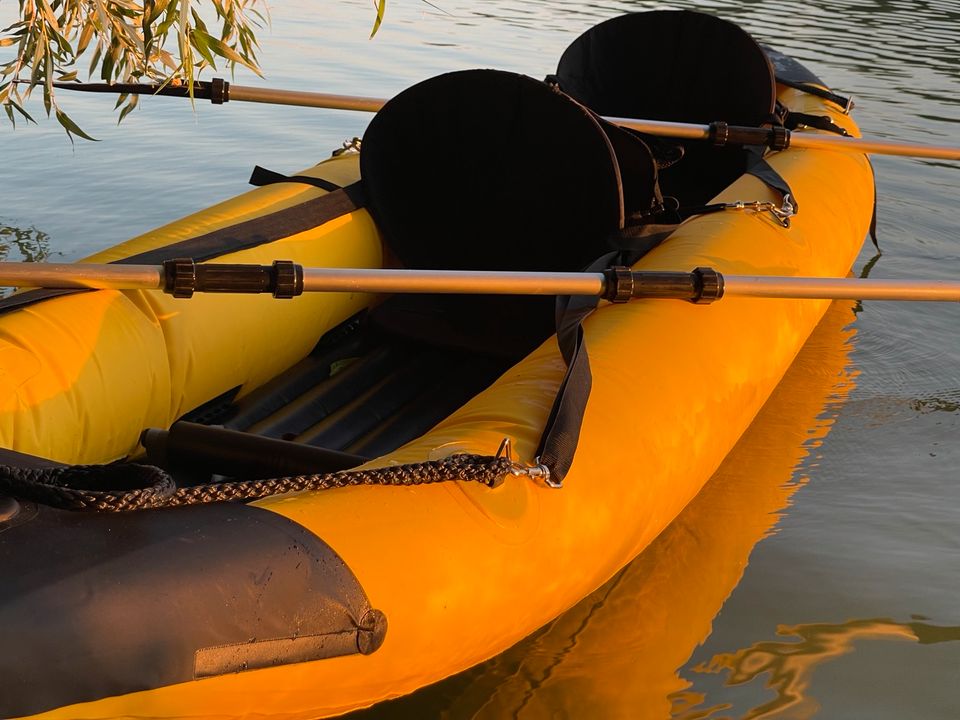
0, 154, 381, 464
19, 87, 874, 720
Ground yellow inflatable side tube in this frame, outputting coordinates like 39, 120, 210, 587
0, 154, 381, 463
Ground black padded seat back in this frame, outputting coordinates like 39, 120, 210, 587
361, 69, 658, 273
555, 10, 777, 205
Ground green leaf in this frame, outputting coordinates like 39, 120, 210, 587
190, 28, 218, 67
55, 108, 97, 141
370, 0, 386, 38
149, 0, 172, 24
9, 99, 36, 124
205, 33, 257, 72
88, 42, 103, 78
4, 0, 272, 139
117, 94, 138, 124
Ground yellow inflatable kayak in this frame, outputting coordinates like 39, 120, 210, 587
0, 11, 874, 720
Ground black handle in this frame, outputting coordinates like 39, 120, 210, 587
602, 266, 724, 303
162, 258, 303, 298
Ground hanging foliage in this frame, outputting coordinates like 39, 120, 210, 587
0, 0, 387, 141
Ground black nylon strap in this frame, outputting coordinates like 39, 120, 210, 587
0, 182, 366, 315
248, 165, 343, 192
536, 249, 642, 484
784, 111, 850, 137
534, 292, 596, 483
746, 148, 798, 212
776, 77, 853, 113
867, 157, 881, 251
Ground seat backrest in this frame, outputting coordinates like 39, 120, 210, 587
554, 10, 777, 205
360, 69, 659, 273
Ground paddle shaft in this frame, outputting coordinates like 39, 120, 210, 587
606, 116, 960, 161
1, 261, 957, 303
48, 79, 960, 161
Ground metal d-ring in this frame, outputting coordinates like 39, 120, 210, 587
722, 195, 795, 228
495, 439, 560, 488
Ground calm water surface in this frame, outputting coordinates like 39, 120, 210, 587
2, 1, 958, 717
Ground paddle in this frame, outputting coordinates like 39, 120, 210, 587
1, 260, 957, 303
47, 79, 960, 161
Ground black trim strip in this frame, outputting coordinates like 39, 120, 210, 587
117, 182, 366, 265
0, 182, 366, 315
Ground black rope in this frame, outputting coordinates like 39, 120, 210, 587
0, 455, 515, 513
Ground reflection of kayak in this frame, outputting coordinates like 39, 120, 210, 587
349, 299, 858, 719
688, 616, 960, 719
0, 11, 874, 720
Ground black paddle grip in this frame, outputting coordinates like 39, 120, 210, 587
162, 258, 304, 298
709, 121, 791, 150
603, 267, 724, 303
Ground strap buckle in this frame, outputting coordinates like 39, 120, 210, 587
719, 194, 795, 228
496, 439, 559, 488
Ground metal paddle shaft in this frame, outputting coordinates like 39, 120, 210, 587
49, 79, 960, 161
50, 79, 388, 113
606, 116, 960, 161
1, 260, 958, 303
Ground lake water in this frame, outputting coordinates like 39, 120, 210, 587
2, 0, 958, 717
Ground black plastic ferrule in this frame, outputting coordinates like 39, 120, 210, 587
209, 77, 230, 104
602, 266, 634, 303
769, 125, 791, 151
691, 267, 724, 304
709, 121, 731, 146
161, 258, 304, 297
709, 121, 789, 149
271, 260, 304, 298
163, 258, 197, 298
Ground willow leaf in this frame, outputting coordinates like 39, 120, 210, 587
117, 94, 138, 123
370, 0, 386, 38
55, 108, 97, 141
1, 0, 384, 138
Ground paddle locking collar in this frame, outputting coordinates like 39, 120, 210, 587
162, 258, 304, 298
709, 121, 790, 151
602, 266, 724, 304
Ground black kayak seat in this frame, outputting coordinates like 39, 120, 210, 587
554, 10, 778, 205
359, 68, 666, 374
360, 68, 662, 274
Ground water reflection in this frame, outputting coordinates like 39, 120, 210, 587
0, 221, 53, 296
349, 301, 861, 718
679, 617, 960, 719
0, 220, 52, 263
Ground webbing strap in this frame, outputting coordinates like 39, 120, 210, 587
784, 111, 850, 137
536, 247, 650, 484
248, 165, 343, 192
535, 293, 596, 483
0, 182, 366, 315
776, 77, 853, 113
745, 149, 798, 211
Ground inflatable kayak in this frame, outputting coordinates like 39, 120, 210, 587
0, 11, 874, 720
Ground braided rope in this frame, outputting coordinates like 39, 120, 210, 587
0, 454, 518, 513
